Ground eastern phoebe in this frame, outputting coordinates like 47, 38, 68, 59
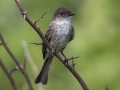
34, 7, 75, 84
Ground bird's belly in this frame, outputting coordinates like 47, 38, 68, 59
51, 30, 70, 52
55, 34, 68, 48
50, 21, 72, 52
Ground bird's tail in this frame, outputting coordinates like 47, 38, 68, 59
34, 56, 53, 84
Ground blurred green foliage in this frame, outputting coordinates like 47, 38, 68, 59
0, 0, 120, 90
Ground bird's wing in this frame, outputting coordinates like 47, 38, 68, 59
42, 25, 53, 59
69, 25, 75, 42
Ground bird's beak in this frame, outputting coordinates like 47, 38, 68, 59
69, 13, 75, 16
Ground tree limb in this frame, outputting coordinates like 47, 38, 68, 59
0, 34, 33, 90
0, 59, 17, 90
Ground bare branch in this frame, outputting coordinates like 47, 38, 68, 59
71, 56, 76, 69
30, 42, 42, 46
11, 58, 26, 73
15, 0, 89, 90
65, 56, 80, 61
0, 59, 17, 90
34, 9, 49, 24
0, 34, 33, 90
10, 66, 19, 73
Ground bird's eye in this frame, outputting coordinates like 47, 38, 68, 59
60, 13, 64, 15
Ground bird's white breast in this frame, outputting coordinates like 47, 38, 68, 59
55, 20, 71, 34
51, 19, 72, 52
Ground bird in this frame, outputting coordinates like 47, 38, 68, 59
34, 7, 75, 84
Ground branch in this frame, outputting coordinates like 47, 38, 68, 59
10, 66, 19, 73
0, 34, 33, 90
30, 42, 42, 46
15, 0, 89, 90
0, 59, 17, 90
34, 9, 49, 24
11, 58, 27, 73
65, 56, 80, 61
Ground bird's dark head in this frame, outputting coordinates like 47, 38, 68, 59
52, 7, 75, 21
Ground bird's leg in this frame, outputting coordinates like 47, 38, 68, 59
61, 51, 67, 59
52, 48, 69, 65
61, 50, 69, 65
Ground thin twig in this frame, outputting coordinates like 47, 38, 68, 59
34, 9, 49, 24
30, 42, 42, 46
71, 56, 76, 69
0, 59, 17, 90
65, 56, 80, 61
0, 34, 33, 90
15, 0, 89, 90
10, 66, 19, 73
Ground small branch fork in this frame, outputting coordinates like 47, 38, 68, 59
0, 34, 33, 90
0, 59, 17, 90
14, 0, 89, 90
34, 9, 49, 24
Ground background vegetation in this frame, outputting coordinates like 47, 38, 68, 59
0, 0, 120, 90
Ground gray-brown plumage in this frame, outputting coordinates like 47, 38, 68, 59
34, 7, 75, 84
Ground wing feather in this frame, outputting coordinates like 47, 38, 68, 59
42, 25, 53, 59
